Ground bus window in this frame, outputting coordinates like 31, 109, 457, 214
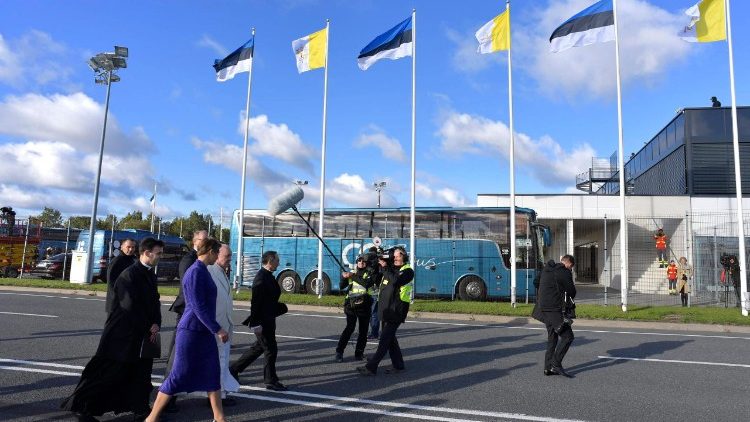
413, 212, 441, 238
271, 213, 305, 237
454, 211, 507, 243
324, 212, 360, 238
371, 212, 391, 239
242, 214, 267, 237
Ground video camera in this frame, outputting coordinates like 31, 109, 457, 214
720, 254, 738, 270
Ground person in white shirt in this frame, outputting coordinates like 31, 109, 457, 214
207, 243, 240, 406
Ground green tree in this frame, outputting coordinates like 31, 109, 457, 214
35, 207, 63, 228
68, 216, 92, 229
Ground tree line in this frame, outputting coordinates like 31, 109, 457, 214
32, 207, 230, 242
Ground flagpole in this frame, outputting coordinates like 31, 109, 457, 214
316, 20, 330, 299
236, 27, 255, 290
725, 0, 747, 316
506, 0, 517, 308
612, 0, 628, 312
409, 8, 417, 303
150, 182, 157, 233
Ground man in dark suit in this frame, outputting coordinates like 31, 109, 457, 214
533, 255, 576, 378
164, 229, 207, 411
230, 250, 288, 391
105, 238, 137, 314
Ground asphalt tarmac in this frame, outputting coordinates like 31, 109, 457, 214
1, 289, 749, 421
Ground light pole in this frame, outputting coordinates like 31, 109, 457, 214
373, 181, 387, 208
83, 46, 127, 285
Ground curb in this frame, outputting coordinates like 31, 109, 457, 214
3, 286, 750, 334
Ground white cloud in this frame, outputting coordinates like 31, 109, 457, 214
437, 110, 595, 187
238, 113, 317, 173
197, 34, 229, 58
415, 181, 467, 207
191, 137, 291, 199
0, 92, 153, 156
526, 0, 691, 98
0, 30, 75, 90
353, 126, 406, 162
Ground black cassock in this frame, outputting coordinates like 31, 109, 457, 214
61, 261, 161, 417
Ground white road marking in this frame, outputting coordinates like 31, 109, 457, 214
235, 385, 587, 422
0, 358, 84, 369
0, 311, 57, 318
598, 355, 750, 368
0, 358, 587, 422
3, 291, 750, 340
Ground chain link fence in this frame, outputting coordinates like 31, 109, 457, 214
573, 212, 749, 308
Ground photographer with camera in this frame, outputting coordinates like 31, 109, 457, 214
721, 254, 742, 308
335, 252, 377, 362
532, 255, 576, 378
357, 246, 413, 376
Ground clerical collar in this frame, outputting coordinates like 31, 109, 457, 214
141, 261, 153, 270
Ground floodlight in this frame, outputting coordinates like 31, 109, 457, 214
87, 58, 99, 71
110, 74, 121, 83
111, 57, 127, 69
114, 46, 128, 57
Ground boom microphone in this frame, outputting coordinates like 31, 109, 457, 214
267, 185, 304, 216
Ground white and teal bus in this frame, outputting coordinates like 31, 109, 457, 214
230, 207, 551, 301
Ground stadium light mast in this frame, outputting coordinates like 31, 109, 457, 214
373, 181, 387, 208
83, 46, 127, 285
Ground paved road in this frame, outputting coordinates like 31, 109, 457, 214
1, 289, 749, 422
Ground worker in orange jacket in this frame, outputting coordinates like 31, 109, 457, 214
667, 260, 678, 295
654, 228, 668, 268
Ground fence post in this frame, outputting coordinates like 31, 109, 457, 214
685, 212, 692, 307
604, 214, 608, 306
19, 219, 32, 278
62, 217, 71, 281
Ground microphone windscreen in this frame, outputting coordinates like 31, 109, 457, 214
267, 186, 304, 216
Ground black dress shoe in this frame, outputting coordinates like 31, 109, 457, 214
543, 369, 557, 376
550, 366, 573, 378
265, 381, 288, 391
356, 366, 376, 376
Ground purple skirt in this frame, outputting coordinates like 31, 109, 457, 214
160, 328, 220, 394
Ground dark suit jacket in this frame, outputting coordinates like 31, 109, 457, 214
105, 254, 137, 313
96, 262, 161, 362
169, 249, 197, 314
243, 267, 281, 328
534, 261, 576, 327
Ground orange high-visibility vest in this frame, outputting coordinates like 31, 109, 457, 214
667, 265, 678, 280
655, 234, 667, 250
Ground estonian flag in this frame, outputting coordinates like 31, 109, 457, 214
213, 38, 254, 82
149, 193, 156, 208
549, 0, 614, 53
358, 16, 412, 70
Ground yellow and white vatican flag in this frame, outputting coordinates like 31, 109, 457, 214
292, 28, 327, 73
679, 0, 726, 43
475, 9, 510, 53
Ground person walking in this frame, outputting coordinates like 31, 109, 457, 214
145, 238, 229, 422
230, 251, 288, 391
654, 228, 668, 268
335, 253, 375, 362
357, 246, 413, 376
164, 229, 207, 411
207, 243, 240, 405
667, 260, 678, 295
61, 238, 164, 422
677, 256, 692, 307
532, 255, 577, 378
105, 238, 137, 314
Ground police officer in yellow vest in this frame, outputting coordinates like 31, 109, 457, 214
357, 246, 414, 375
335, 253, 376, 362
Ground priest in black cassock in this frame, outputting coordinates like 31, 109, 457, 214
61, 237, 164, 422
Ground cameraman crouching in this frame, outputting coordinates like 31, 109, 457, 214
534, 255, 576, 378
357, 246, 413, 376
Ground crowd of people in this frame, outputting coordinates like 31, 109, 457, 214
59, 231, 587, 421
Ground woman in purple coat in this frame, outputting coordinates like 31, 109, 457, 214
146, 239, 229, 422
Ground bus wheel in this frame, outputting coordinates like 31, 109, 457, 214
277, 270, 301, 294
458, 276, 487, 301
305, 272, 331, 295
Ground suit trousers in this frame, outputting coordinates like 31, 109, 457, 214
544, 323, 574, 370
336, 310, 370, 357
230, 321, 278, 384
365, 321, 404, 373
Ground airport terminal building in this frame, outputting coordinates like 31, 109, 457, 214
479, 106, 750, 305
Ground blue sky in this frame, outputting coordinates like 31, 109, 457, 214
0, 0, 747, 225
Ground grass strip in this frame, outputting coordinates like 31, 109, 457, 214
2, 278, 749, 326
